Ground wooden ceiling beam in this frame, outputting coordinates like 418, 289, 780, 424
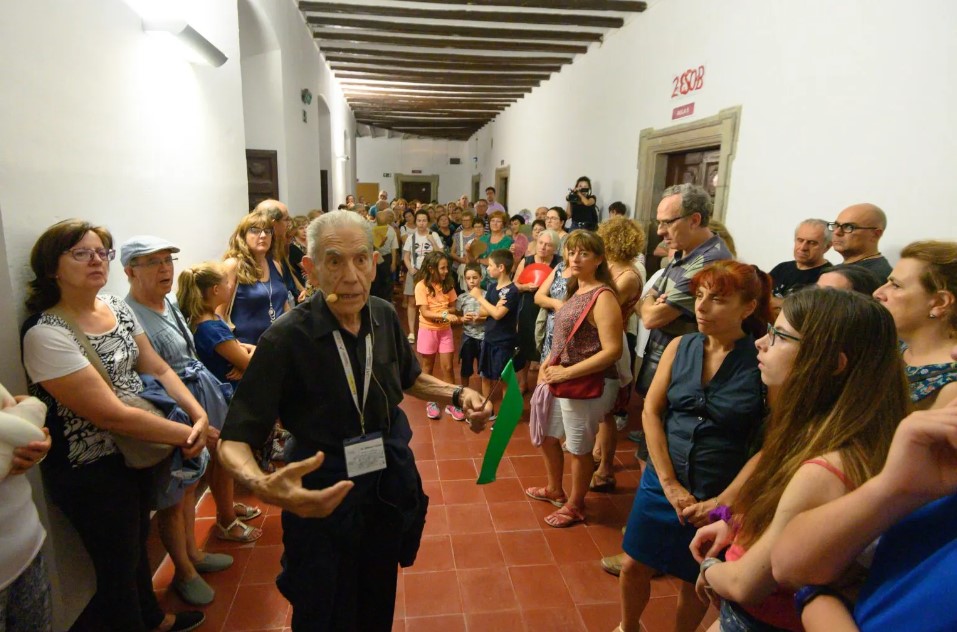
306, 17, 603, 42
322, 47, 573, 65
329, 58, 564, 73
336, 73, 540, 87
399, 0, 647, 11
313, 30, 589, 54
357, 117, 490, 126
299, 2, 623, 28
346, 91, 523, 100
333, 67, 550, 81
352, 106, 502, 114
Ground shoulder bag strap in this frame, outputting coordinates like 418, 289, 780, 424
47, 306, 113, 388
549, 287, 609, 366
164, 298, 197, 357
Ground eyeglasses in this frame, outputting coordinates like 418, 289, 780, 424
130, 256, 177, 269
656, 215, 691, 229
64, 247, 115, 262
767, 323, 802, 346
826, 222, 880, 234
248, 227, 274, 236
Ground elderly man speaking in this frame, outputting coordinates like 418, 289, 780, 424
218, 211, 492, 631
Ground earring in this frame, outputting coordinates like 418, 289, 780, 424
929, 313, 937, 319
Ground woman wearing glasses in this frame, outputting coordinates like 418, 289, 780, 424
20, 219, 208, 631
617, 261, 771, 632
686, 288, 908, 632
221, 211, 290, 345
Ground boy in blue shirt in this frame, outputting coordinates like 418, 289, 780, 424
469, 249, 524, 417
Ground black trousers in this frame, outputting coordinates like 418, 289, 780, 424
280, 501, 402, 632
50, 456, 164, 632
371, 254, 394, 303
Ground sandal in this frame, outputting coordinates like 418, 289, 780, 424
525, 486, 567, 507
215, 518, 263, 543
589, 472, 617, 493
233, 502, 262, 521
544, 505, 585, 528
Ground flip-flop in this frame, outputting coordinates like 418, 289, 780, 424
524, 486, 567, 507
172, 575, 215, 606
193, 552, 234, 573
233, 502, 262, 521
215, 518, 263, 543
544, 505, 585, 528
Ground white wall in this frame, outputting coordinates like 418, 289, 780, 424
472, 0, 957, 270
244, 0, 356, 214
356, 137, 471, 203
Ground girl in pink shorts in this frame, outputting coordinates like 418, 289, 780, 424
414, 252, 460, 419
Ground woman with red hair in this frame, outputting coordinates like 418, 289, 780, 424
617, 261, 772, 632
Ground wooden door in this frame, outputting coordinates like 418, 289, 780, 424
646, 146, 720, 272
246, 149, 279, 211
402, 182, 432, 204
356, 182, 380, 207
320, 169, 329, 212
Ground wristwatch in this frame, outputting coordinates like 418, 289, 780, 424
441, 310, 449, 322
451, 386, 464, 409
794, 585, 850, 617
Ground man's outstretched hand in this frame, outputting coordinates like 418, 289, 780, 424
254, 451, 354, 518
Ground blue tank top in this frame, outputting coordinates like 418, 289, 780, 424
231, 265, 287, 344
663, 333, 765, 499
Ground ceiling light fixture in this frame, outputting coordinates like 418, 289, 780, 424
125, 1, 226, 67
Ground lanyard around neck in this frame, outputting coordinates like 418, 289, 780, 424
331, 330, 373, 435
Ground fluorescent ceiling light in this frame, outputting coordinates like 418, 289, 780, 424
142, 18, 227, 67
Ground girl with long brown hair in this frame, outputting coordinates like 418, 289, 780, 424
413, 251, 460, 419
220, 211, 290, 345
690, 288, 910, 632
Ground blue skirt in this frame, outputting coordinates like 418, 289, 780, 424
622, 464, 700, 584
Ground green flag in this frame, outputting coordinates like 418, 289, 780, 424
476, 359, 523, 484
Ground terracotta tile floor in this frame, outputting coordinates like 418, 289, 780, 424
153, 373, 718, 631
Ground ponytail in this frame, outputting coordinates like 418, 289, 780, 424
175, 262, 225, 327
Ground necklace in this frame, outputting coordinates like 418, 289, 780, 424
260, 273, 276, 322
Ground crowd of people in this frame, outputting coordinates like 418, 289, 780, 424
3, 182, 956, 632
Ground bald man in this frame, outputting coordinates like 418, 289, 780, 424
829, 203, 892, 280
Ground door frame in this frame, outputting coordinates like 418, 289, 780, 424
633, 106, 741, 231
471, 173, 482, 206
394, 173, 439, 203
494, 165, 510, 209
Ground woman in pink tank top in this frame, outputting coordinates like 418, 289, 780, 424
687, 288, 909, 632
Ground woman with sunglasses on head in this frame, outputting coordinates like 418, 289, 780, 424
873, 240, 957, 410
687, 288, 909, 632
220, 211, 290, 346
20, 219, 208, 631
617, 261, 771, 632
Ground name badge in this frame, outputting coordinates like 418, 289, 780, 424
343, 432, 387, 478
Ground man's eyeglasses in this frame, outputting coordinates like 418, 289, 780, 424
249, 227, 274, 236
130, 256, 177, 269
656, 215, 691, 229
64, 247, 115, 263
767, 323, 801, 346
826, 222, 879, 234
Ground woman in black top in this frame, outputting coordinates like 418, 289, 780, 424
566, 175, 599, 231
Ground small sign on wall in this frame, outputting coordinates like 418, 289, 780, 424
383, 172, 391, 177
672, 103, 695, 120
411, 169, 422, 174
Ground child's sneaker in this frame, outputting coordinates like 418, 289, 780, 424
425, 402, 441, 419
446, 405, 466, 422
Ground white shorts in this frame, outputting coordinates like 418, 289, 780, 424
544, 378, 618, 455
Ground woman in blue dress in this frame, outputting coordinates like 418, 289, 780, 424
220, 211, 290, 345
618, 261, 772, 632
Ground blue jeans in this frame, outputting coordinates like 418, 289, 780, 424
719, 600, 790, 632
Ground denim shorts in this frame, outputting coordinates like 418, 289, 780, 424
719, 600, 790, 632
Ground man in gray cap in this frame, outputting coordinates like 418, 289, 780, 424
121, 236, 256, 607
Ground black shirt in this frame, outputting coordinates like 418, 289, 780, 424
769, 260, 832, 297
850, 255, 892, 281
221, 295, 421, 456
569, 196, 598, 230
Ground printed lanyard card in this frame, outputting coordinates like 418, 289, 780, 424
343, 431, 387, 478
